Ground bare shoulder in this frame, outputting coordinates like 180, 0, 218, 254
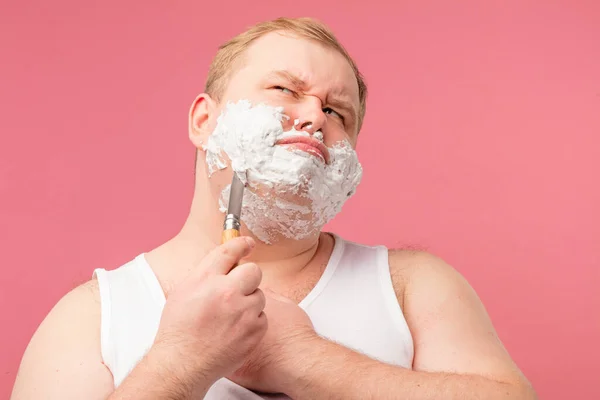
11, 279, 114, 400
387, 248, 499, 326
387, 249, 465, 307
387, 248, 491, 334
68, 278, 102, 305
388, 248, 460, 282
38, 279, 103, 333
387, 249, 536, 396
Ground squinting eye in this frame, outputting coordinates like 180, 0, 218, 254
274, 86, 294, 95
323, 107, 344, 121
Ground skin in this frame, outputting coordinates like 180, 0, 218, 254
11, 31, 537, 399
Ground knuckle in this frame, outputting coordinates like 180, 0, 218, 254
218, 245, 233, 259
217, 241, 246, 264
195, 268, 210, 282
218, 283, 237, 303
223, 289, 236, 303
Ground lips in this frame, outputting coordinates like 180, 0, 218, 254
276, 136, 330, 164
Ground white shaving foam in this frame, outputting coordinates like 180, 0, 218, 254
204, 99, 362, 244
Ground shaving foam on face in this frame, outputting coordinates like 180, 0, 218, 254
204, 99, 362, 244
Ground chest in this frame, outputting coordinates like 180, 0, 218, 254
106, 245, 416, 396
260, 261, 328, 304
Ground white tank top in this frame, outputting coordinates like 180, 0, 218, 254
93, 235, 414, 399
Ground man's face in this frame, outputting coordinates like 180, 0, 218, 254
215, 32, 361, 148
194, 32, 363, 242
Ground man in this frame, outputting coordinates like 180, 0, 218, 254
11, 17, 537, 399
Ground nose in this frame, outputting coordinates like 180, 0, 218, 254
285, 97, 326, 138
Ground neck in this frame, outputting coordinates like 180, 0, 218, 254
147, 174, 330, 293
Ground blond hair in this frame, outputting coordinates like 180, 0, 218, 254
204, 17, 368, 132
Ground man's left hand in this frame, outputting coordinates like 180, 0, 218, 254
226, 289, 316, 394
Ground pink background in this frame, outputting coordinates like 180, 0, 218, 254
1, 1, 599, 398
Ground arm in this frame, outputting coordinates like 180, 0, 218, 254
280, 251, 536, 400
108, 343, 216, 400
10, 280, 215, 400
12, 238, 266, 400
10, 281, 114, 400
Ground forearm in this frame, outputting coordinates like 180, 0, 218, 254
108, 345, 216, 400
283, 337, 536, 400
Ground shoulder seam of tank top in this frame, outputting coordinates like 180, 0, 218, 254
298, 233, 345, 309
92, 268, 116, 372
376, 245, 415, 357
332, 235, 384, 252
135, 254, 167, 307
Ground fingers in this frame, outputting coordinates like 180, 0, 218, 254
247, 288, 267, 317
227, 263, 263, 296
200, 236, 255, 276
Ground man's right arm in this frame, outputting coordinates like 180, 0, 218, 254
10, 280, 214, 400
11, 280, 115, 399
12, 237, 266, 400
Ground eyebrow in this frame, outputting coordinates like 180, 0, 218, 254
326, 97, 357, 126
266, 70, 358, 125
267, 70, 308, 90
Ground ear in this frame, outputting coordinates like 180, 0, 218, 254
188, 93, 217, 149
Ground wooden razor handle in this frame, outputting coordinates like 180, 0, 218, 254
222, 228, 240, 244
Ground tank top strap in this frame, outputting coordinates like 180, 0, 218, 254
93, 255, 164, 387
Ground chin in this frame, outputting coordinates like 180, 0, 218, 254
237, 187, 320, 245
